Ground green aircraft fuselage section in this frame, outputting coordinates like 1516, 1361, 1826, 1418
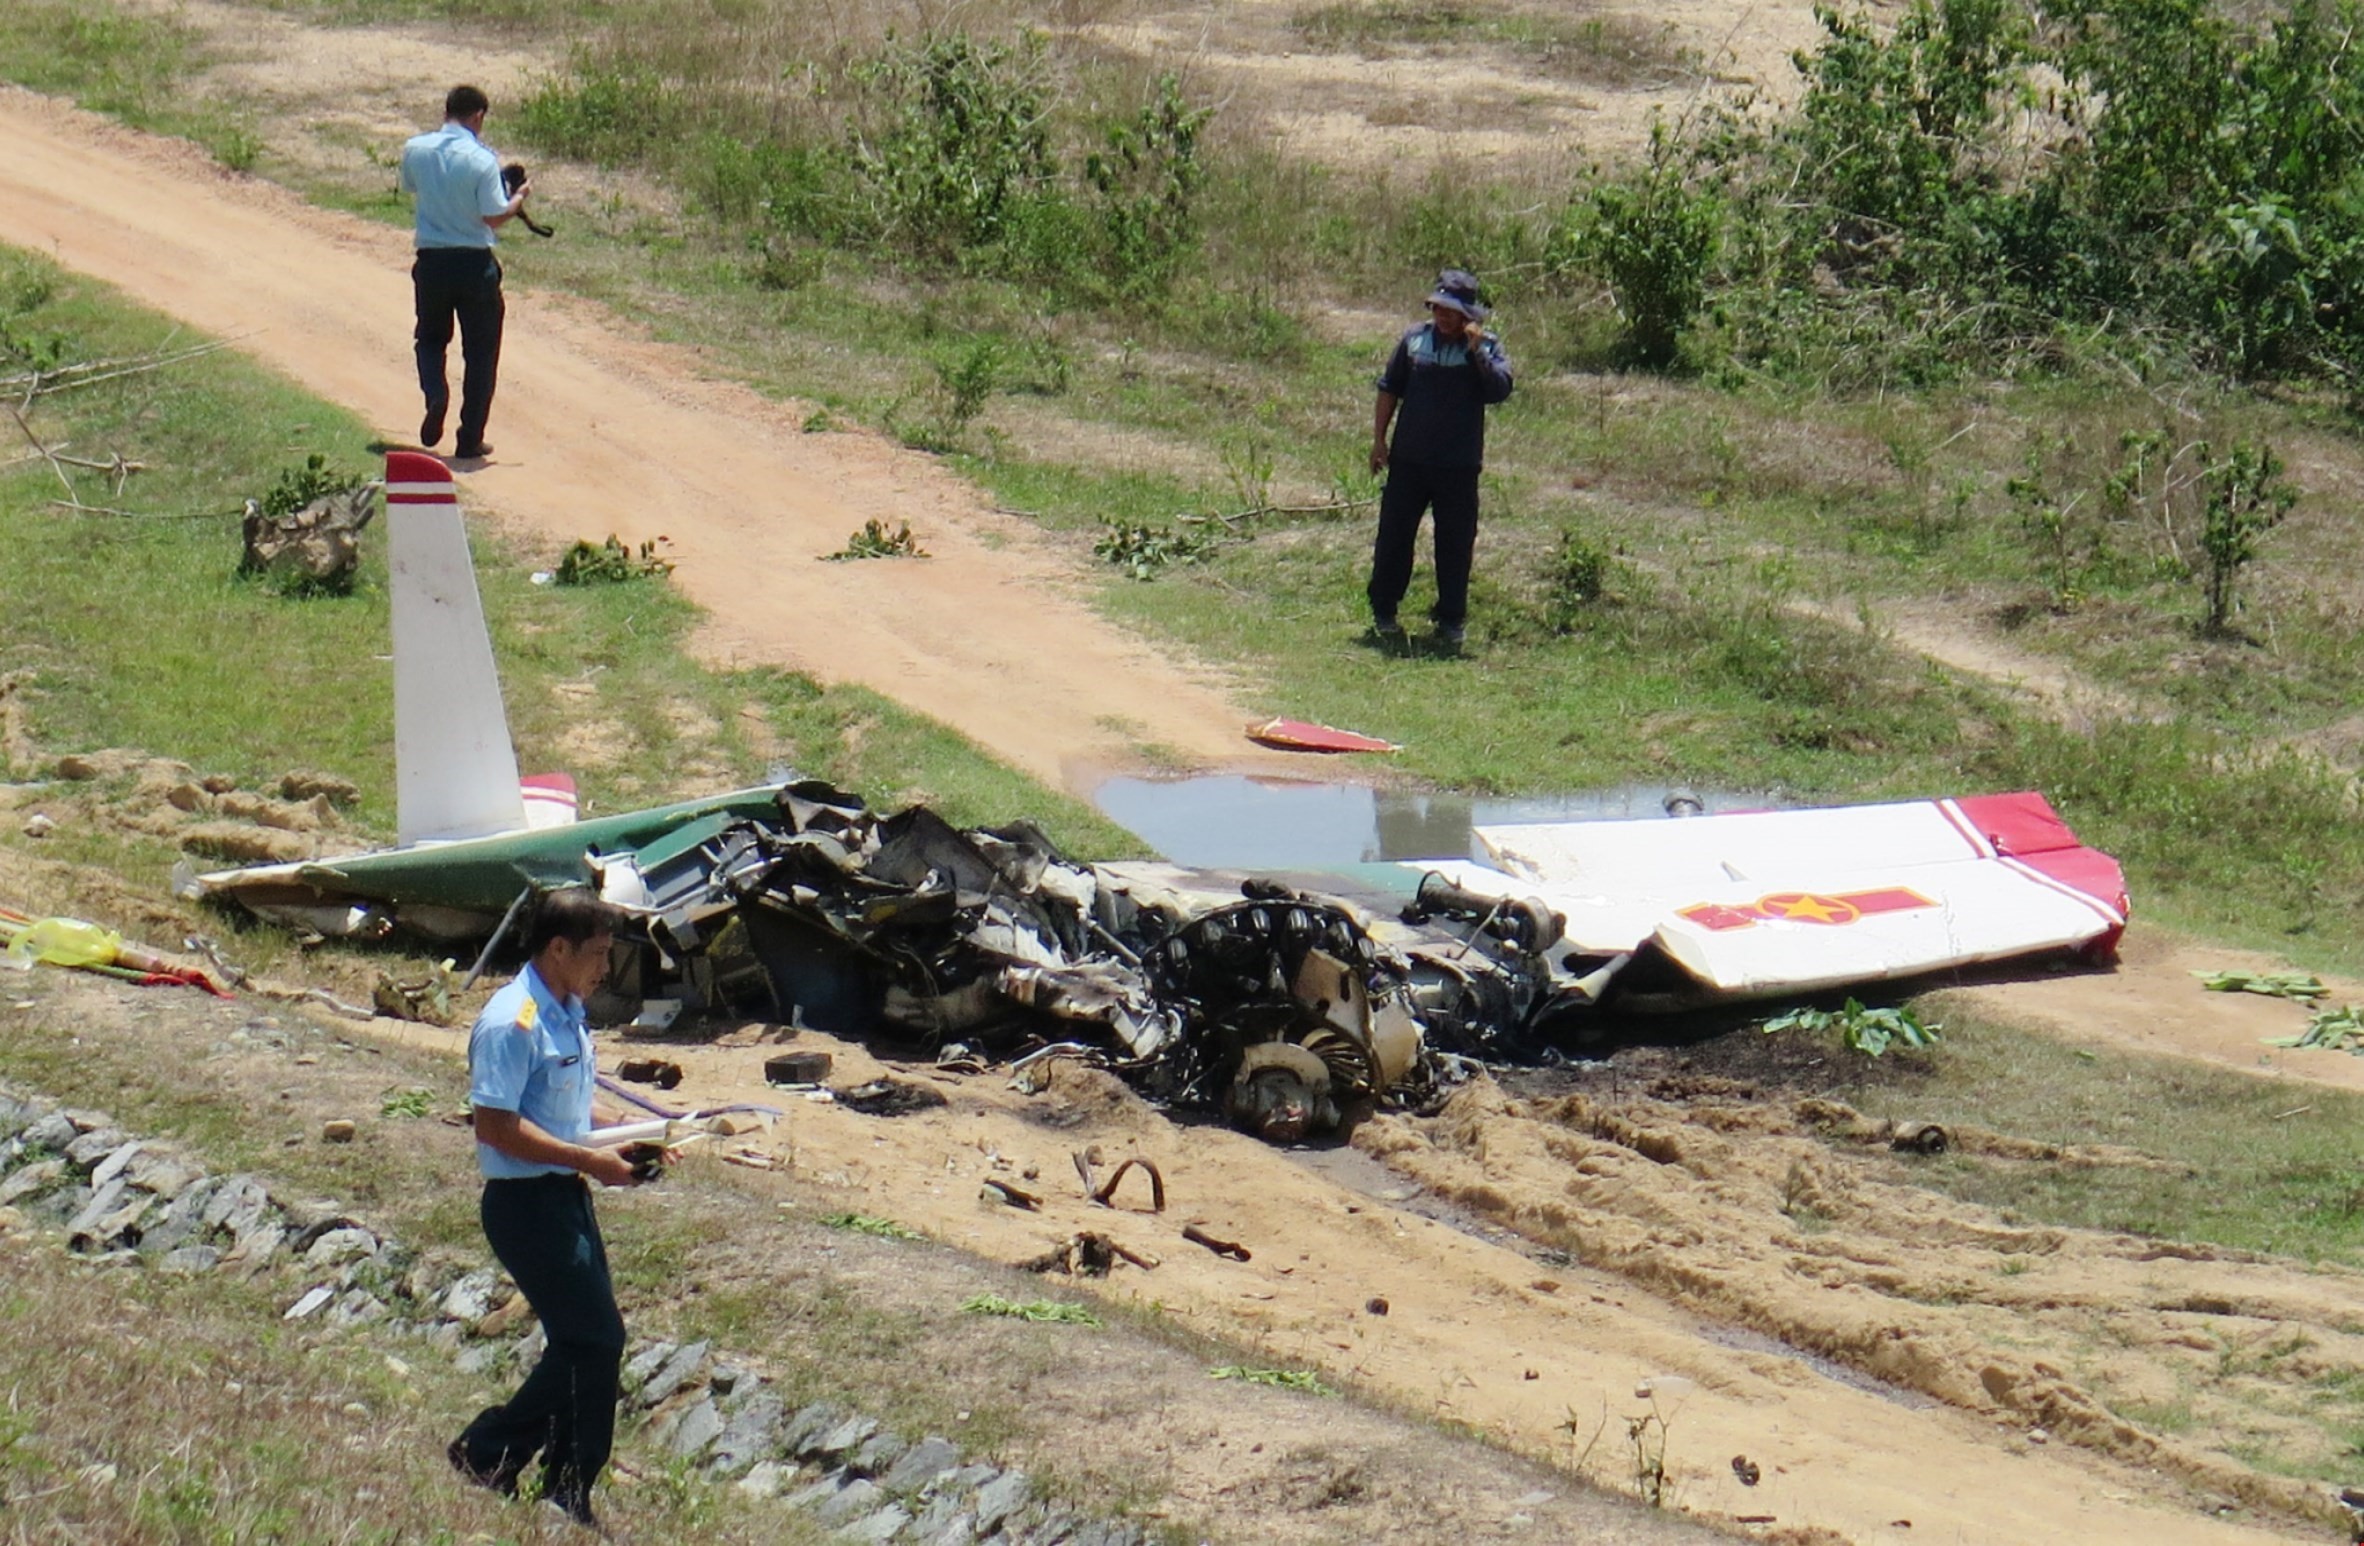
282, 788, 783, 913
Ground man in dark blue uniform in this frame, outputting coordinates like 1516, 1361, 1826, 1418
1367, 269, 1515, 647
447, 887, 640, 1529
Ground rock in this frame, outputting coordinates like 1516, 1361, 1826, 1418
624, 1340, 679, 1386
204, 1177, 272, 1241
305, 1227, 379, 1267
780, 1402, 846, 1455
285, 1285, 335, 1320
708, 1359, 749, 1397
321, 1121, 357, 1145
783, 1469, 851, 1511
71, 1194, 153, 1253
122, 1151, 200, 1202
454, 1344, 500, 1376
843, 1503, 912, 1542
161, 1244, 222, 1275
89, 1142, 144, 1189
19, 1112, 77, 1154
814, 1478, 883, 1525
0, 1098, 39, 1140
0, 1159, 67, 1207
475, 1292, 535, 1340
881, 1436, 965, 1495
852, 1427, 911, 1474
328, 1289, 389, 1326
638, 1340, 711, 1408
137, 1178, 218, 1259
707, 1391, 785, 1478
64, 1129, 128, 1171
973, 1472, 1031, 1532
668, 1398, 725, 1459
64, 1178, 132, 1239
441, 1269, 503, 1323
908, 1490, 978, 1546
808, 1416, 878, 1464
21, 813, 52, 839
230, 1221, 287, 1266
738, 1460, 793, 1499
0, 1205, 22, 1234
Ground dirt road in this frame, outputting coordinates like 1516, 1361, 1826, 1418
0, 88, 1268, 790
340, 976, 2361, 1546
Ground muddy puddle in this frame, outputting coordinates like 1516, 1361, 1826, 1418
1091, 774, 1774, 868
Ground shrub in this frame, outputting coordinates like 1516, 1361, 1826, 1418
1552, 127, 1717, 368
848, 32, 1060, 264
1085, 72, 1210, 297
2196, 440, 2296, 635
513, 61, 674, 166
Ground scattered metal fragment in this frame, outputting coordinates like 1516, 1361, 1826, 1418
980, 1178, 1041, 1210
837, 1078, 948, 1117
1088, 1156, 1165, 1213
370, 962, 454, 1025
617, 1058, 685, 1090
1019, 1231, 1157, 1276
1733, 1455, 1761, 1486
764, 1051, 833, 1086
1182, 1224, 1250, 1262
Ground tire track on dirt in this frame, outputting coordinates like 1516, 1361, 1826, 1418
0, 88, 1267, 790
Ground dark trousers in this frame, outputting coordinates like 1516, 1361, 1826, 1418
412, 248, 505, 449
1367, 461, 1482, 627
455, 1174, 625, 1514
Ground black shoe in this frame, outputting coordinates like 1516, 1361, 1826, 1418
420, 400, 447, 448
1433, 621, 1466, 648
450, 441, 494, 461
447, 1433, 520, 1497
1370, 615, 1406, 644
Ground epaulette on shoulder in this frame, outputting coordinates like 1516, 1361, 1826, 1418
513, 997, 539, 1033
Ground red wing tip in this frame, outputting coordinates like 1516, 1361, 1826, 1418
1245, 717, 1401, 754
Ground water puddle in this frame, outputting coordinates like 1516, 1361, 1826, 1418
1091, 773, 1774, 868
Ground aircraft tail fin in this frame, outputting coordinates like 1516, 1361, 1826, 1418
386, 451, 526, 845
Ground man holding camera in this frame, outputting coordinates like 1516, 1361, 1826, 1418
446, 887, 641, 1530
399, 84, 532, 461
1367, 268, 1515, 648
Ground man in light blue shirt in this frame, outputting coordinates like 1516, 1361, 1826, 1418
398, 84, 531, 461
447, 887, 640, 1530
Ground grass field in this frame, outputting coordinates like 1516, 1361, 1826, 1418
0, 245, 1131, 858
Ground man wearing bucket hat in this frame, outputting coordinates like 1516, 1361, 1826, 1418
1367, 268, 1514, 648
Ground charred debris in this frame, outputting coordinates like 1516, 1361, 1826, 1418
508, 782, 1590, 1145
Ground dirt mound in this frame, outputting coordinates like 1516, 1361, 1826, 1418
1357, 1077, 2357, 1533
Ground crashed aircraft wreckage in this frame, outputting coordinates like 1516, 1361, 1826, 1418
185, 452, 2129, 1144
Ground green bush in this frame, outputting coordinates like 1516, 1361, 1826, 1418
847, 32, 1060, 264
1552, 127, 1716, 368
513, 61, 675, 166
1668, 0, 2364, 383
1085, 73, 1209, 297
